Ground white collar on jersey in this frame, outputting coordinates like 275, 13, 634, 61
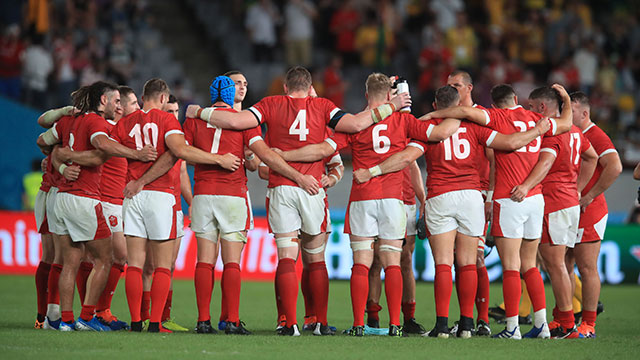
107, 119, 117, 125
508, 105, 523, 110
583, 123, 596, 133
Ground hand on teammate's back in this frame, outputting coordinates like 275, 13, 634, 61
353, 168, 372, 184
137, 144, 158, 162
296, 174, 320, 196
62, 165, 81, 181
186, 104, 200, 119
218, 153, 241, 171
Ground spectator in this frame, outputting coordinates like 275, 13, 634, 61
445, 12, 477, 71
430, 0, 464, 32
245, 0, 280, 63
52, 32, 77, 107
355, 9, 394, 70
107, 32, 133, 84
284, 0, 316, 67
574, 40, 598, 95
22, 158, 43, 211
0, 24, 25, 100
22, 34, 53, 109
323, 54, 347, 108
330, 0, 361, 66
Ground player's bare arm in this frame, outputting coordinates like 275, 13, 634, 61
244, 147, 261, 172
186, 105, 259, 130
489, 118, 550, 151
577, 145, 598, 194
250, 139, 320, 195
510, 151, 556, 202
322, 161, 344, 188
55, 146, 108, 167
37, 106, 75, 128
333, 92, 412, 133
409, 161, 426, 218
258, 162, 269, 180
50, 146, 81, 181
550, 84, 573, 134
423, 118, 461, 142
92, 134, 157, 162
579, 151, 622, 210
634, 162, 640, 180
123, 151, 177, 198
166, 133, 241, 170
274, 141, 335, 163
180, 161, 193, 207
353, 146, 423, 184
421, 106, 488, 126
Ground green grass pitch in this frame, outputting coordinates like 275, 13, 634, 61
0, 275, 638, 359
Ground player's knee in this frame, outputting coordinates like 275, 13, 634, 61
275, 236, 299, 249
302, 242, 326, 255
350, 240, 374, 252
196, 231, 219, 243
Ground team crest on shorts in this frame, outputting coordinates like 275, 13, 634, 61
109, 215, 118, 227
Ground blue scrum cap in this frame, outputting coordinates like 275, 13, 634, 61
210, 76, 235, 107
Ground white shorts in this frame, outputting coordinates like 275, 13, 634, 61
492, 194, 544, 239
176, 210, 184, 238
191, 193, 253, 242
54, 192, 111, 242
425, 190, 485, 237
46, 187, 65, 235
268, 186, 326, 235
346, 198, 406, 239
123, 190, 177, 241
102, 201, 123, 234
542, 206, 580, 247
405, 204, 417, 237
35, 189, 48, 233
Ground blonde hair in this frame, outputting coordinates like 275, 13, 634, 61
366, 73, 392, 101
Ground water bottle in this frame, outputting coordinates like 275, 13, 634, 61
395, 77, 411, 113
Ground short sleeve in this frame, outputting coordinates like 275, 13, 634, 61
248, 97, 274, 125
589, 127, 617, 158
470, 123, 497, 146
579, 131, 591, 154
540, 135, 560, 158
88, 115, 111, 144
406, 116, 434, 143
325, 132, 350, 151
182, 118, 196, 145
407, 140, 426, 154
163, 113, 184, 140
244, 125, 264, 147
321, 97, 346, 129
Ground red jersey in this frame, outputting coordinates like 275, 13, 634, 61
248, 95, 344, 188
172, 159, 182, 210
423, 121, 495, 199
100, 119, 127, 205
183, 108, 263, 197
55, 114, 110, 200
39, 154, 52, 192
329, 112, 431, 202
580, 123, 617, 226
474, 104, 491, 191
481, 106, 556, 200
110, 109, 183, 194
541, 126, 591, 213
402, 167, 416, 205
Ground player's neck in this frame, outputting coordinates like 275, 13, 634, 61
287, 90, 309, 99
233, 103, 242, 111
579, 118, 594, 131
461, 97, 474, 107
142, 101, 162, 112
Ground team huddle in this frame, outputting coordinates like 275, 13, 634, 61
31, 65, 620, 339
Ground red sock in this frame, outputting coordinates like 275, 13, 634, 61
502, 270, 521, 318
350, 264, 369, 327
125, 266, 143, 323
76, 261, 93, 305
582, 310, 597, 326
219, 271, 228, 323
61, 310, 74, 324
402, 302, 416, 321
141, 291, 151, 321
476, 266, 489, 323
195, 262, 213, 322
559, 310, 575, 329
384, 265, 403, 326
552, 306, 559, 320
162, 290, 173, 322
96, 263, 124, 312
80, 304, 95, 321
301, 267, 313, 318
150, 267, 171, 323
223, 262, 241, 324
309, 261, 329, 325
523, 267, 546, 312
434, 264, 452, 318
274, 268, 284, 320
35, 261, 51, 317
366, 301, 381, 321
47, 264, 62, 306
457, 265, 477, 318
276, 258, 298, 327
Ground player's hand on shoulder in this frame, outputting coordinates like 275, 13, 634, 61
418, 113, 433, 121
389, 91, 411, 112
219, 153, 241, 171
63, 165, 81, 181
353, 168, 372, 184
535, 116, 551, 134
137, 144, 158, 162
186, 104, 201, 119
124, 180, 143, 199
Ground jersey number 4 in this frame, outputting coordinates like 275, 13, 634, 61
289, 110, 310, 141
129, 123, 159, 150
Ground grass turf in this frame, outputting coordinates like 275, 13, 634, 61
0, 275, 638, 359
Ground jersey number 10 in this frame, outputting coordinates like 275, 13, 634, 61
129, 123, 159, 150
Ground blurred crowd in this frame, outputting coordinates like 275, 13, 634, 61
239, 0, 640, 168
